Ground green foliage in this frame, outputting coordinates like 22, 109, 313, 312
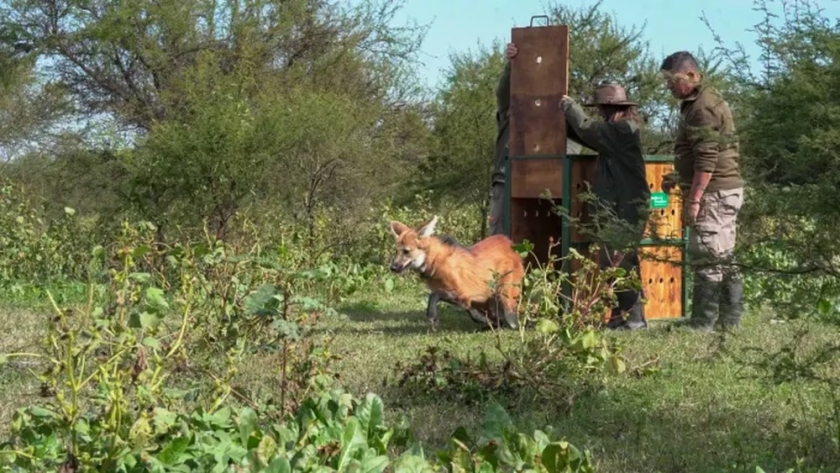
420, 41, 506, 231
3, 383, 593, 472
0, 217, 594, 472
4, 0, 840, 469
0, 179, 94, 286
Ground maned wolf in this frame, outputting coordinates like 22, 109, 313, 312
388, 215, 525, 330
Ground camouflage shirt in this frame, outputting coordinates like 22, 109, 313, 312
674, 84, 744, 192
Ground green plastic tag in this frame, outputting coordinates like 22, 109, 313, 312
650, 191, 669, 209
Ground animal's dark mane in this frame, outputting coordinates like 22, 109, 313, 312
437, 234, 468, 250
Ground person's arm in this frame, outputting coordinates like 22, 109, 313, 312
562, 98, 624, 154
685, 105, 720, 204
495, 62, 511, 123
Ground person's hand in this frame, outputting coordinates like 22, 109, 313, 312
505, 42, 518, 60
683, 200, 701, 226
661, 174, 677, 194
560, 94, 574, 111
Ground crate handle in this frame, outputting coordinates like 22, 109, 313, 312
530, 15, 550, 27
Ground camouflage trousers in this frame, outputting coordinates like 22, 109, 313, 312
487, 174, 505, 236
689, 187, 744, 283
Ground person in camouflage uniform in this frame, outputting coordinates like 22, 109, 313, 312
559, 82, 651, 330
659, 51, 746, 331
487, 42, 582, 235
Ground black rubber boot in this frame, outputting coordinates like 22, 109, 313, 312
607, 289, 647, 330
719, 275, 745, 330
684, 279, 721, 331
621, 293, 648, 330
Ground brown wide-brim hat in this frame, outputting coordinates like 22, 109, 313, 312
583, 82, 637, 107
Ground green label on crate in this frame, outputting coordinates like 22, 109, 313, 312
650, 192, 669, 209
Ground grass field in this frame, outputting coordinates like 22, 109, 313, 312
1, 281, 839, 472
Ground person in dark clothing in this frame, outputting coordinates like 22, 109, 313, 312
560, 82, 651, 330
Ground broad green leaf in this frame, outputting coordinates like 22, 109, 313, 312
145, 287, 169, 311
28, 406, 56, 418
335, 417, 368, 470
129, 272, 152, 283
357, 455, 390, 473
129, 311, 161, 329
478, 401, 513, 445
158, 436, 191, 465
265, 457, 292, 473
238, 407, 259, 447
356, 394, 385, 440
536, 319, 560, 334
258, 434, 278, 466
392, 453, 436, 473
607, 356, 626, 375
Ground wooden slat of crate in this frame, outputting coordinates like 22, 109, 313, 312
569, 157, 597, 242
639, 245, 684, 319
510, 197, 564, 271
567, 243, 683, 321
569, 159, 685, 240
510, 160, 563, 199
508, 24, 569, 199
644, 162, 683, 240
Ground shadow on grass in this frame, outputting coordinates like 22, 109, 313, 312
318, 300, 494, 336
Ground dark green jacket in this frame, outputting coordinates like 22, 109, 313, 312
674, 84, 744, 192
493, 63, 582, 185
563, 101, 650, 241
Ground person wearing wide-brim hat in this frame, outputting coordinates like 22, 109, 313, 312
560, 82, 651, 331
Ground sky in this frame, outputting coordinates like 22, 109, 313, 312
386, 0, 840, 89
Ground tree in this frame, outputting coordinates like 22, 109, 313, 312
420, 40, 507, 237
0, 0, 434, 243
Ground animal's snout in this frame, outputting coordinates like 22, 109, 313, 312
389, 262, 401, 273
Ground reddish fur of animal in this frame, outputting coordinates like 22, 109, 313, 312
389, 216, 525, 325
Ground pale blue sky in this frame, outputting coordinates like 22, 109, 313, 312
388, 0, 840, 88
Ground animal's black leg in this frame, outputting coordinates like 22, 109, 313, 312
466, 307, 493, 327
498, 298, 519, 330
436, 291, 459, 307
486, 296, 518, 330
426, 292, 441, 331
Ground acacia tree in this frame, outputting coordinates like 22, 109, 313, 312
0, 0, 433, 242
706, 0, 840, 313
419, 40, 507, 239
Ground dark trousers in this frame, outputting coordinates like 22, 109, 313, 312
598, 245, 646, 328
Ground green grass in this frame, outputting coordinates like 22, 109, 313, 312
2, 282, 839, 472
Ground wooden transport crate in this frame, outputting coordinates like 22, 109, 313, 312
501, 18, 688, 320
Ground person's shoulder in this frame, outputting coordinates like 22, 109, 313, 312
696, 85, 731, 112
614, 119, 640, 135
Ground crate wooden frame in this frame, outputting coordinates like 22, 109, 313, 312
499, 18, 689, 320
502, 153, 689, 320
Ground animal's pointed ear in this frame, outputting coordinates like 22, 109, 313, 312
417, 215, 439, 238
390, 220, 409, 239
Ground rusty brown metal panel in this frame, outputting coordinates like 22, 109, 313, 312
507, 24, 569, 270
509, 24, 570, 159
